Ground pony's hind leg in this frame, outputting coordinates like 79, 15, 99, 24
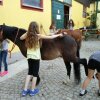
73, 45, 81, 84
73, 62, 81, 84
73, 58, 87, 84
63, 61, 71, 85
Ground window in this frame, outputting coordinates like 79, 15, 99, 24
98, 1, 100, 11
21, 0, 43, 11
64, 0, 72, 5
0, 0, 3, 5
83, 6, 87, 18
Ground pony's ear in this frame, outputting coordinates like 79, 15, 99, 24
3, 23, 5, 25
2, 23, 5, 29
0, 24, 4, 31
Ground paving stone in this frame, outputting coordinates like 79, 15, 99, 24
0, 40, 100, 100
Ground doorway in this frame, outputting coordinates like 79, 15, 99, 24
64, 5, 69, 29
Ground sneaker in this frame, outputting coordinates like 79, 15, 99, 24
2, 71, 8, 76
29, 88, 39, 96
97, 90, 100, 96
22, 89, 30, 96
79, 90, 87, 96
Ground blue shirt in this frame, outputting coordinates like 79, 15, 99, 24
89, 51, 100, 62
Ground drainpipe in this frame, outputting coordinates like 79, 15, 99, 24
96, 0, 98, 26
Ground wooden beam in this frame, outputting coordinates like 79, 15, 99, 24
74, 0, 90, 7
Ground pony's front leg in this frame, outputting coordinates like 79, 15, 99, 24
63, 61, 71, 85
36, 75, 40, 85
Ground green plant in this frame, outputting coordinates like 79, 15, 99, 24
86, 11, 97, 28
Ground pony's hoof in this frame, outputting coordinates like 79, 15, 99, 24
62, 78, 71, 85
62, 81, 67, 85
75, 79, 81, 85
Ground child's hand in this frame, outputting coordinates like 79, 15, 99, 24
58, 33, 64, 37
63, 32, 68, 35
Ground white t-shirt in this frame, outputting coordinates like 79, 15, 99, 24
2, 39, 9, 50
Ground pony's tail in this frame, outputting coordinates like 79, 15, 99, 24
73, 63, 81, 84
73, 47, 81, 84
74, 58, 88, 84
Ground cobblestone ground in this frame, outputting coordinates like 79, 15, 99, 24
0, 39, 100, 100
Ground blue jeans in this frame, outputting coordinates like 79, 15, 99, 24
0, 51, 2, 72
0, 50, 8, 72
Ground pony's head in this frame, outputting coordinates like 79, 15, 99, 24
0, 24, 27, 42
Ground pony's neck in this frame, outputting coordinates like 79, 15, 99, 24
3, 26, 18, 43
5, 31, 17, 44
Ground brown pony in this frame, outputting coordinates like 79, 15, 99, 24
56, 29, 83, 81
57, 29, 82, 49
0, 24, 87, 85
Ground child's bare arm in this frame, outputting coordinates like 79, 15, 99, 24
20, 33, 27, 40
38, 33, 63, 40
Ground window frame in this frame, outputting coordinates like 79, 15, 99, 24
21, 0, 43, 11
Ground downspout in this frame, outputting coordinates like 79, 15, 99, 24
96, 0, 98, 27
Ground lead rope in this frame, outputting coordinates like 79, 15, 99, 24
9, 29, 19, 58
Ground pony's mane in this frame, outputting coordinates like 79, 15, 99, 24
1, 25, 27, 36
19, 28, 27, 35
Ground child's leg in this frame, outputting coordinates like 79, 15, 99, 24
28, 59, 40, 96
31, 60, 40, 90
98, 72, 100, 90
80, 69, 95, 96
2, 50, 8, 71
97, 72, 100, 96
82, 69, 95, 90
23, 59, 33, 90
24, 75, 32, 90
31, 77, 37, 90
0, 51, 2, 72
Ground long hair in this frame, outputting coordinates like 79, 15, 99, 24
49, 20, 56, 30
67, 19, 75, 28
25, 21, 40, 49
